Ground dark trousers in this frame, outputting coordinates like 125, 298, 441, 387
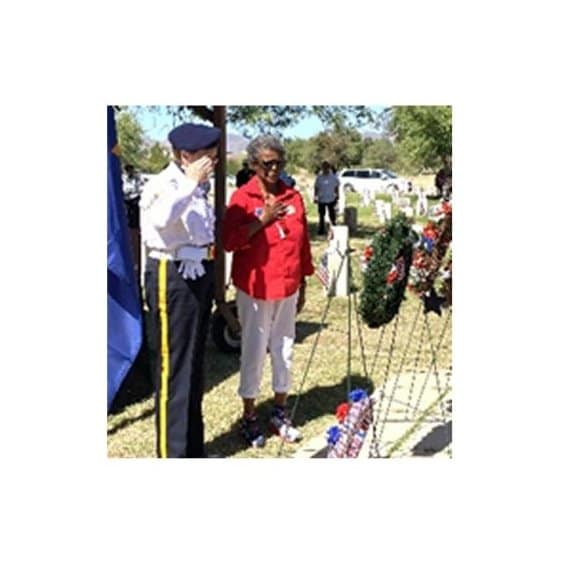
318, 200, 337, 234
144, 258, 214, 458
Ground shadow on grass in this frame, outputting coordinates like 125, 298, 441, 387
204, 344, 241, 393
109, 344, 154, 415
109, 317, 328, 428
291, 373, 375, 427
108, 405, 154, 436
204, 373, 375, 458
295, 320, 323, 344
203, 318, 325, 394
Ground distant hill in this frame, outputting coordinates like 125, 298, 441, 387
227, 132, 249, 154
362, 130, 384, 140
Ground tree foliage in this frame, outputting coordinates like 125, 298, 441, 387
388, 106, 452, 172
116, 110, 146, 170
284, 138, 311, 172
115, 105, 452, 177
126, 105, 386, 137
226, 156, 243, 177
142, 142, 170, 174
307, 125, 364, 172
116, 109, 170, 174
227, 106, 384, 137
361, 137, 398, 170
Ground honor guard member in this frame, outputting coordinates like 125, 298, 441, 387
140, 122, 221, 458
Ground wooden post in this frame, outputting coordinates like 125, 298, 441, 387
212, 106, 240, 333
213, 106, 226, 305
344, 206, 357, 234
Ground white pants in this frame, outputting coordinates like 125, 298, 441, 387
236, 288, 299, 399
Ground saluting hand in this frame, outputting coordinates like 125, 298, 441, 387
183, 156, 214, 184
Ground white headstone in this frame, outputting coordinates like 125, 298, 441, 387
416, 187, 428, 216
327, 225, 349, 297
361, 187, 371, 207
383, 202, 392, 221
374, 200, 386, 223
337, 189, 346, 216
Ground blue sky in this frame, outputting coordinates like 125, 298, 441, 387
131, 106, 384, 142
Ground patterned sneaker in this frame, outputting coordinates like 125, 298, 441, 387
240, 414, 266, 448
269, 406, 302, 443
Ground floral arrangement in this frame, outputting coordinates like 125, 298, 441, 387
438, 254, 452, 306
408, 201, 452, 311
359, 213, 417, 328
326, 389, 373, 458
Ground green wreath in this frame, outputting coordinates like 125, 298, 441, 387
360, 213, 417, 328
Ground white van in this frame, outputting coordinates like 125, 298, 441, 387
338, 168, 410, 194
338, 168, 384, 193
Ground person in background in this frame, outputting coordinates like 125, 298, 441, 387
123, 164, 143, 227
235, 159, 255, 188
279, 170, 296, 187
222, 134, 314, 447
139, 122, 221, 458
122, 164, 144, 278
434, 155, 452, 200
313, 160, 339, 235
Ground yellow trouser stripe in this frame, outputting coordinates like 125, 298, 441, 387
158, 259, 169, 458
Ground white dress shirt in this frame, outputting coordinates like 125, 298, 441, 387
140, 161, 215, 252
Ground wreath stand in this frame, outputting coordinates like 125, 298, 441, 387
278, 215, 452, 459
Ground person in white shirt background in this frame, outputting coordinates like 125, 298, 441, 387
313, 160, 339, 235
139, 122, 221, 458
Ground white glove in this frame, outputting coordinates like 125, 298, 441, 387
178, 259, 206, 280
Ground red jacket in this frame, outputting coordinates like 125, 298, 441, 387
222, 177, 314, 300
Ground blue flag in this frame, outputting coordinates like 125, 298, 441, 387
107, 106, 142, 411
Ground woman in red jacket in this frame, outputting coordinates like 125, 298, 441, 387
222, 135, 314, 447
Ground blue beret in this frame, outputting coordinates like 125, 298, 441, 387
168, 123, 221, 152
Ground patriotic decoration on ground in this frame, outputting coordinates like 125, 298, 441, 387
359, 213, 417, 328
326, 389, 374, 458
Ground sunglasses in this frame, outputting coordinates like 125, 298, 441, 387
258, 159, 285, 171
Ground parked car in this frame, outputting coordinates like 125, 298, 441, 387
377, 169, 412, 194
338, 168, 412, 195
337, 168, 385, 193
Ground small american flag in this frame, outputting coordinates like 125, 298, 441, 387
315, 251, 330, 288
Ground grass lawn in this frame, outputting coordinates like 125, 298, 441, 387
107, 191, 452, 458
